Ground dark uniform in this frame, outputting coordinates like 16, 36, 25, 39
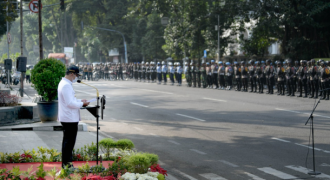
296, 60, 308, 98
218, 62, 225, 89
200, 62, 208, 88
196, 64, 201, 88
191, 62, 197, 87
309, 59, 319, 98
265, 60, 275, 94
234, 62, 241, 91
225, 62, 233, 90
319, 61, 330, 100
256, 61, 264, 93
211, 61, 219, 89
146, 63, 151, 82
241, 62, 248, 92
285, 60, 296, 96
276, 62, 285, 95
248, 60, 257, 92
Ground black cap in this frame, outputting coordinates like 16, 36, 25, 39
67, 65, 81, 76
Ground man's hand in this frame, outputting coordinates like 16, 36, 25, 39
83, 102, 90, 107
81, 99, 88, 103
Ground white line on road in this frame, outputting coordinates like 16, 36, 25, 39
168, 140, 180, 145
166, 174, 179, 180
295, 143, 322, 151
110, 84, 123, 87
190, 149, 207, 155
203, 97, 227, 102
137, 88, 173, 95
172, 169, 198, 180
244, 172, 265, 180
219, 160, 239, 167
134, 127, 143, 131
130, 102, 149, 108
275, 108, 330, 119
199, 173, 228, 180
111, 118, 116, 120
176, 114, 206, 122
271, 137, 291, 143
149, 133, 159, 137
286, 165, 330, 179
258, 167, 297, 179
75, 90, 95, 96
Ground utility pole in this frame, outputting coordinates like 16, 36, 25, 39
20, 0, 25, 97
38, 0, 43, 60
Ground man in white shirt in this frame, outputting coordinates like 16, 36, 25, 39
58, 65, 89, 169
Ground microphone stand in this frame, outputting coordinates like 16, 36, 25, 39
78, 80, 101, 165
305, 90, 324, 175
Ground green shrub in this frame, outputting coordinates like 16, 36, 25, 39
116, 139, 134, 150
123, 152, 159, 174
31, 58, 66, 102
144, 153, 159, 165
99, 138, 116, 159
157, 174, 165, 180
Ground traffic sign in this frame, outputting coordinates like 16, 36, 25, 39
29, 0, 42, 13
7, 32, 11, 44
204, 50, 207, 58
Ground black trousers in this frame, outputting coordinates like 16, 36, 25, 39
61, 122, 78, 168
236, 78, 241, 91
250, 76, 257, 92
257, 77, 264, 93
268, 77, 275, 94
163, 73, 167, 83
212, 74, 219, 88
170, 73, 174, 83
227, 76, 233, 87
310, 79, 319, 97
158, 73, 162, 82
298, 79, 307, 96
219, 75, 225, 87
242, 78, 248, 91
278, 80, 285, 95
207, 75, 212, 86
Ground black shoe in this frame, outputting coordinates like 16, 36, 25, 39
297, 95, 302, 97
309, 96, 314, 99
287, 94, 291, 96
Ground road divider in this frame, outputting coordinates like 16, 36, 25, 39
176, 114, 206, 122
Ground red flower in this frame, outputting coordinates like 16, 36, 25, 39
23, 178, 29, 180
150, 164, 168, 176
36, 177, 45, 180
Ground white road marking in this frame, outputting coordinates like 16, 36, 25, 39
286, 165, 330, 179
295, 143, 321, 151
110, 84, 123, 87
219, 160, 239, 167
172, 169, 198, 180
176, 113, 206, 122
190, 149, 207, 155
111, 118, 116, 120
133, 127, 143, 131
203, 97, 227, 102
275, 108, 330, 119
137, 88, 173, 95
149, 133, 159, 137
244, 172, 265, 180
199, 173, 228, 180
75, 90, 95, 96
130, 102, 149, 108
168, 140, 180, 145
166, 174, 179, 180
258, 167, 297, 179
271, 137, 291, 143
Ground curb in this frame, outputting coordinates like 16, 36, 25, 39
0, 121, 88, 131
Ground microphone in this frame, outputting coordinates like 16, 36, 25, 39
77, 80, 99, 97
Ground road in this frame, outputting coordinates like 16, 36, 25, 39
22, 79, 330, 180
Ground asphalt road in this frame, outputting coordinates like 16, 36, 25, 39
22, 79, 330, 180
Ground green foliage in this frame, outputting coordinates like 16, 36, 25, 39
116, 139, 135, 150
157, 174, 165, 180
99, 138, 116, 160
35, 163, 47, 179
123, 152, 159, 174
31, 58, 66, 102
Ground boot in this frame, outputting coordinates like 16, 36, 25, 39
326, 93, 329, 100
297, 92, 302, 97
309, 91, 314, 98
303, 92, 308, 98
322, 93, 326, 100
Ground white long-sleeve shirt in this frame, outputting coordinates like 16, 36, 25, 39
57, 77, 83, 122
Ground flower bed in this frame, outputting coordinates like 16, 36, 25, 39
0, 139, 168, 180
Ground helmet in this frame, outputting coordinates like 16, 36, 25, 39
256, 61, 260, 65
184, 62, 188, 65
141, 61, 145, 65
266, 59, 271, 64
248, 60, 252, 65
146, 62, 149, 65
311, 59, 315, 65
261, 61, 265, 64
320, 60, 325, 66
241, 61, 245, 65
277, 61, 282, 65
211, 60, 215, 63
177, 62, 181, 66
206, 62, 210, 65
295, 61, 299, 65
168, 62, 173, 66
234, 61, 238, 65
201, 60, 205, 64
225, 62, 231, 66
275, 61, 278, 65
157, 62, 161, 65
218, 61, 223, 65
162, 61, 165, 65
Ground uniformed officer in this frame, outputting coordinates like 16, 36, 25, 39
248, 60, 256, 92
200, 60, 208, 88
294, 61, 300, 92
141, 61, 145, 82
196, 62, 201, 88
296, 60, 308, 98
255, 61, 264, 93
306, 61, 312, 95
225, 62, 233, 90
241, 61, 248, 92
137, 62, 142, 81
206, 62, 212, 88
285, 59, 295, 96
218, 61, 225, 89
87, 65, 93, 81
104, 65, 109, 80
151, 62, 157, 82
146, 62, 150, 82
157, 62, 162, 84
265, 59, 275, 94
319, 60, 329, 100
276, 61, 285, 96
234, 61, 241, 91
184, 61, 191, 87
309, 59, 319, 98
133, 63, 138, 81
162, 61, 168, 85
318, 60, 323, 97
169, 62, 175, 85
191, 60, 197, 87
176, 62, 183, 86
211, 60, 219, 89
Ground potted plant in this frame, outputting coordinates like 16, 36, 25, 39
31, 58, 66, 122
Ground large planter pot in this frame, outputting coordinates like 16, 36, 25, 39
37, 101, 58, 122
